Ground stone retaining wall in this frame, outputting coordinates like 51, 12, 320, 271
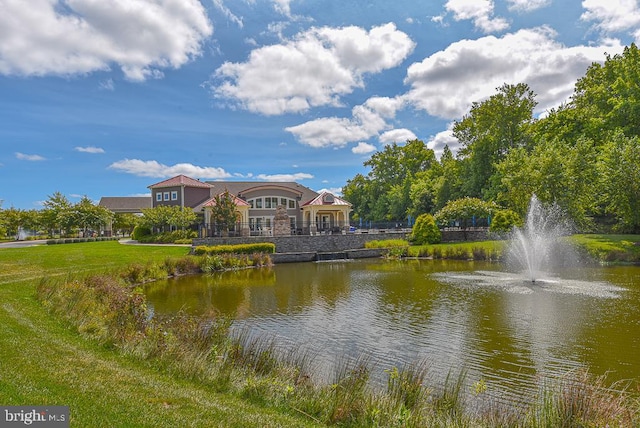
271, 248, 384, 263
440, 229, 489, 242
193, 232, 409, 253
193, 229, 488, 253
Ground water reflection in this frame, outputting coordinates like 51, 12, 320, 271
145, 259, 640, 397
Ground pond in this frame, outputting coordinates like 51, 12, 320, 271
144, 259, 640, 403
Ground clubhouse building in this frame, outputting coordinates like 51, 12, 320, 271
100, 174, 351, 237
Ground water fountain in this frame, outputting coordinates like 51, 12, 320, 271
432, 194, 621, 298
506, 195, 570, 282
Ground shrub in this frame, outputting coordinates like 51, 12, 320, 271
364, 239, 409, 249
131, 226, 151, 241
137, 230, 196, 244
163, 257, 201, 276
490, 209, 522, 234
174, 238, 193, 245
410, 214, 441, 245
193, 243, 276, 256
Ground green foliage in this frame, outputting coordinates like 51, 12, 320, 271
572, 44, 640, 139
435, 197, 498, 228
113, 213, 138, 235
209, 190, 241, 233
495, 138, 597, 229
136, 230, 196, 244
138, 205, 197, 232
193, 243, 276, 256
131, 225, 151, 241
0, 207, 24, 237
409, 241, 504, 261
364, 239, 410, 258
343, 139, 438, 221
490, 209, 522, 233
597, 133, 640, 233
45, 237, 118, 245
454, 83, 537, 198
364, 239, 409, 249
41, 191, 73, 236
409, 213, 441, 245
569, 234, 640, 263
199, 253, 271, 272
73, 195, 114, 236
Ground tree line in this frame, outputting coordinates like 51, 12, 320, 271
343, 44, 640, 233
0, 191, 235, 240
0, 192, 116, 239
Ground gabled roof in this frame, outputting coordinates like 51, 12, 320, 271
148, 174, 212, 189
199, 192, 251, 210
98, 196, 152, 213
301, 192, 351, 207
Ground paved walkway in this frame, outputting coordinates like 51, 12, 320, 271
0, 239, 192, 249
117, 239, 192, 247
0, 239, 48, 248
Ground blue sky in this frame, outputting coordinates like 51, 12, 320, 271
1, 0, 639, 209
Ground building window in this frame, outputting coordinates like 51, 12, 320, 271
163, 192, 170, 201
156, 193, 162, 202
171, 191, 178, 201
249, 196, 298, 210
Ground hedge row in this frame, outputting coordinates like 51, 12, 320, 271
193, 243, 276, 256
47, 237, 120, 245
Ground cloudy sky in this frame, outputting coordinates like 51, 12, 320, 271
1, 0, 638, 209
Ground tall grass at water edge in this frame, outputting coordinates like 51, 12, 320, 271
366, 238, 505, 261
36, 267, 640, 427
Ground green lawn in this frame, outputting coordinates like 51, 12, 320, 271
0, 241, 318, 427
569, 234, 640, 262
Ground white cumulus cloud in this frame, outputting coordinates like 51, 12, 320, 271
507, 0, 550, 12
379, 129, 417, 144
581, 0, 640, 35
75, 146, 105, 154
0, 0, 213, 81
404, 27, 624, 119
16, 152, 46, 161
255, 172, 314, 181
286, 96, 405, 148
212, 23, 415, 115
109, 159, 231, 179
351, 142, 377, 154
444, 0, 509, 33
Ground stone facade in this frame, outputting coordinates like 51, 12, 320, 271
272, 205, 291, 237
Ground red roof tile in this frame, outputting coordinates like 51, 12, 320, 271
148, 174, 212, 189
201, 192, 250, 208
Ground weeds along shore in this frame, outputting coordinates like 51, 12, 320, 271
35, 250, 640, 427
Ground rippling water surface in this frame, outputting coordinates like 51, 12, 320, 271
145, 259, 640, 401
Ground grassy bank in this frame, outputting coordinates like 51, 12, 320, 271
0, 241, 316, 427
371, 234, 640, 263
568, 234, 640, 263
2, 239, 639, 427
